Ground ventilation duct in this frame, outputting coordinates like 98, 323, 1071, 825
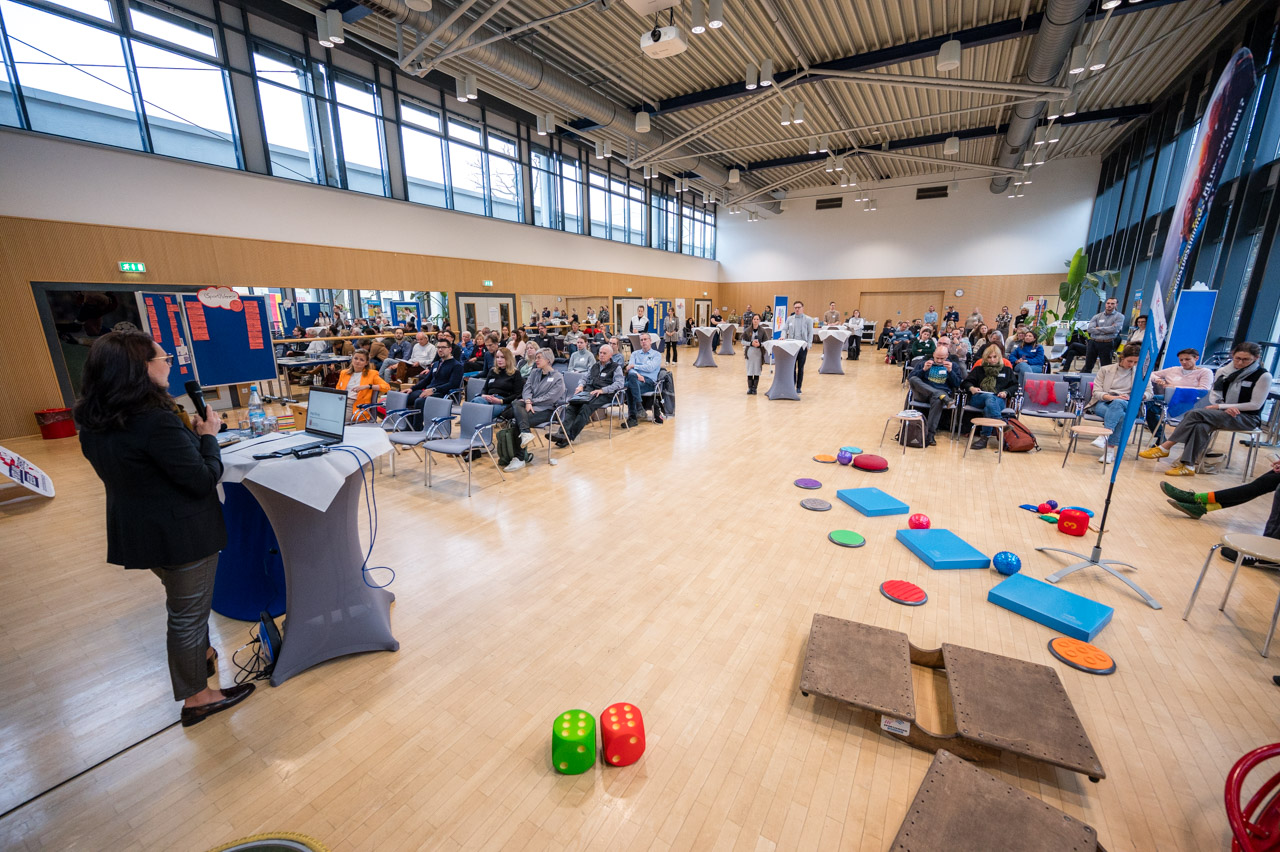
989, 0, 1089, 193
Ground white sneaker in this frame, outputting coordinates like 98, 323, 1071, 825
1100, 447, 1116, 464
519, 432, 534, 447
1091, 436, 1107, 449
504, 458, 526, 472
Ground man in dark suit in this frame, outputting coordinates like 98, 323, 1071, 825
407, 340, 464, 426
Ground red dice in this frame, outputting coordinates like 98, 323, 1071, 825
599, 703, 645, 767
1057, 508, 1089, 537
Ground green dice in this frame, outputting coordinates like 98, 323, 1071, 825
552, 709, 596, 774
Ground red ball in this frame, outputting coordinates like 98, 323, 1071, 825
1037, 502, 1053, 514
908, 513, 931, 530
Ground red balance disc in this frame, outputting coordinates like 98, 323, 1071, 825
880, 580, 927, 606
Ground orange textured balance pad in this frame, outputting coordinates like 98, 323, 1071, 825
1048, 637, 1115, 675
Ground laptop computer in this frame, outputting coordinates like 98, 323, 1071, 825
289, 386, 349, 452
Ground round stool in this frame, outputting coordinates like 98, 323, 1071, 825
1063, 424, 1113, 471
964, 417, 1007, 463
1184, 533, 1280, 657
880, 412, 925, 455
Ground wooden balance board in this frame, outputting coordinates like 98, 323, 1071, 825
798, 613, 1105, 782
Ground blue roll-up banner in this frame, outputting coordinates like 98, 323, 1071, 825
772, 295, 789, 340
1110, 48, 1255, 473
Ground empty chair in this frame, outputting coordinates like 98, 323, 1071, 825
423, 401, 504, 496
451, 376, 486, 417
1017, 380, 1077, 441
388, 395, 453, 478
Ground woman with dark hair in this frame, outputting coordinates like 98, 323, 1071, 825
477, 347, 524, 420
76, 332, 254, 727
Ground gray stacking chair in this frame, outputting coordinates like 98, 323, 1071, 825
423, 401, 504, 496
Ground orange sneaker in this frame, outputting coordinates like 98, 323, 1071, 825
1139, 446, 1170, 459
1165, 463, 1195, 476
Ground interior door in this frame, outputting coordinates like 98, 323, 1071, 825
858, 291, 946, 330
695, 299, 711, 326
456, 293, 516, 336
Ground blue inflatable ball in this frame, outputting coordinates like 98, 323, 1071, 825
836, 450, 854, 465
993, 551, 1022, 576
1046, 500, 1059, 511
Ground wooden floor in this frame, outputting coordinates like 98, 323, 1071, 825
3, 349, 1279, 851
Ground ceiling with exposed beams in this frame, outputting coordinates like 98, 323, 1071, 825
321, 0, 1255, 199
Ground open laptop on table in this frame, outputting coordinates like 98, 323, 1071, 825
287, 386, 349, 453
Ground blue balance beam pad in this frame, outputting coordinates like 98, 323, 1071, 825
987, 573, 1114, 642
836, 487, 909, 517
895, 529, 991, 570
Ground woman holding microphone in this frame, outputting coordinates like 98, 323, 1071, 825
76, 332, 254, 727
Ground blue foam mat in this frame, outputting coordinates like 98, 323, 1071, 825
895, 528, 990, 570
987, 573, 1114, 642
836, 487, 909, 516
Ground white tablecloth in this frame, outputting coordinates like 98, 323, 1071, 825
818, 329, 852, 343
764, 338, 805, 356
219, 426, 392, 512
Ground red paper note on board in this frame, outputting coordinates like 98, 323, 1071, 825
244, 300, 264, 350
186, 300, 210, 341
145, 302, 161, 339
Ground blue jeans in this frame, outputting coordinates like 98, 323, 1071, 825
970, 392, 1006, 435
1014, 361, 1043, 375
1092, 399, 1129, 446
626, 372, 657, 417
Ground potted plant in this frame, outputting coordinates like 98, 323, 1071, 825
1033, 248, 1120, 345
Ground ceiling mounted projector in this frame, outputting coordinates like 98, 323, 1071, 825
641, 26, 687, 59
624, 0, 680, 13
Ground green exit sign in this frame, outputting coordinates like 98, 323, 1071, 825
482, 279, 493, 287
119, 262, 146, 273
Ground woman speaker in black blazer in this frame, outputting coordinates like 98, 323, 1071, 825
76, 332, 254, 727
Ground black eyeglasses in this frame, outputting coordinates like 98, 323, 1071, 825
151, 354, 174, 365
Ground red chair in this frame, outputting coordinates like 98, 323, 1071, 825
1227, 743, 1280, 851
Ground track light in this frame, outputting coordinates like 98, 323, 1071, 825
728, 167, 741, 184
745, 63, 758, 91
1089, 40, 1110, 71
1034, 126, 1047, 146
594, 141, 605, 159
455, 76, 468, 102
943, 135, 959, 156
1063, 91, 1079, 117
690, 0, 706, 34
536, 114, 546, 135
824, 157, 835, 173
708, 0, 723, 28
1022, 148, 1035, 167
807, 138, 817, 155
1046, 123, 1060, 143
316, 13, 333, 47
759, 58, 774, 87
635, 111, 651, 133
642, 165, 651, 180
779, 103, 791, 126
1034, 146, 1046, 166
1022, 175, 1033, 185
1047, 98, 1063, 120
868, 197, 877, 211
792, 102, 804, 124
325, 9, 345, 45
936, 38, 961, 73
818, 135, 828, 153
1101, 0, 1121, 8
464, 74, 477, 100
835, 155, 845, 171
1068, 44, 1087, 75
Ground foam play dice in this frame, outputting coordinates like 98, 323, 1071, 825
552, 710, 596, 774
1057, 508, 1089, 537
599, 702, 645, 767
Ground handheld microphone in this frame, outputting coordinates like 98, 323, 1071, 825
184, 380, 208, 421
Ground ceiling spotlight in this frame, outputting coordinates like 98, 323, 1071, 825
642, 165, 651, 180
536, 114, 547, 136
1047, 98, 1063, 120
1016, 189, 1025, 198
745, 63, 758, 91
708, 0, 724, 28
1101, 0, 1121, 8
1034, 126, 1047, 146
316, 13, 332, 47
1068, 44, 1087, 75
779, 103, 792, 126
690, 0, 706, 34
760, 58, 774, 87
792, 102, 804, 124
594, 141, 605, 159
635, 111, 651, 133
325, 9, 345, 45
824, 157, 835, 173
455, 76, 469, 102
807, 137, 817, 155
819, 134, 829, 153
1063, 91, 1079, 116
728, 167, 741, 184
1090, 40, 1110, 71
1047, 124, 1061, 143
464, 74, 477, 100
936, 38, 961, 73
835, 156, 845, 171
943, 135, 959, 156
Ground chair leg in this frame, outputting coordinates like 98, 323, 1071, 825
1061, 433, 1074, 468
426, 450, 433, 488
1183, 543, 1222, 619
880, 419, 891, 448
963, 425, 975, 458
1263, 592, 1280, 658
995, 427, 1002, 464
1219, 550, 1248, 611
390, 447, 397, 477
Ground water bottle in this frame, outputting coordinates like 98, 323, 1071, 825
247, 385, 266, 436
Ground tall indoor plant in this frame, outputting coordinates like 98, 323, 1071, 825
1033, 248, 1120, 341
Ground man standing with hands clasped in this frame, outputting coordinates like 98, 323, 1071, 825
1083, 297, 1124, 372
784, 300, 815, 394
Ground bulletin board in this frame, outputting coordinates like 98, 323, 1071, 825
390, 300, 419, 325
138, 291, 198, 397
181, 293, 278, 387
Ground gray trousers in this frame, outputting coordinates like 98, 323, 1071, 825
908, 376, 949, 439
1168, 408, 1261, 464
150, 553, 219, 701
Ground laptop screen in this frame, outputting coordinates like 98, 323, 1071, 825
305, 387, 347, 440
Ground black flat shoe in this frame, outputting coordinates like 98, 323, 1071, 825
180, 683, 254, 728
206, 648, 218, 678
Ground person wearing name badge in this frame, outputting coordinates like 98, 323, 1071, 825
663, 312, 681, 364
783, 301, 815, 394
76, 332, 255, 727
995, 306, 1013, 339
477, 347, 524, 421
909, 344, 963, 447
1010, 330, 1047, 375
1083, 297, 1124, 372
823, 302, 841, 326
378, 328, 414, 380
744, 314, 770, 395
1086, 344, 1149, 465
336, 349, 390, 414
845, 310, 864, 361
630, 307, 650, 335
965, 344, 1017, 450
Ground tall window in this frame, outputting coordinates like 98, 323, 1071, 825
253, 44, 320, 183
562, 156, 583, 233
130, 40, 236, 167
447, 117, 485, 215
332, 74, 386, 196
531, 146, 559, 229
401, 99, 446, 207
486, 131, 521, 222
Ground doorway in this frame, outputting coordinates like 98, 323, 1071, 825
455, 292, 516, 336
694, 299, 711, 326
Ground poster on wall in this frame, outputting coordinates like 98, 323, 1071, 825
674, 299, 686, 324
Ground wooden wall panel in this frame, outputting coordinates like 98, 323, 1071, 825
0, 216, 720, 439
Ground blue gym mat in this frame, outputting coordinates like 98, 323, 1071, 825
987, 573, 1114, 642
836, 487, 909, 516
895, 529, 990, 570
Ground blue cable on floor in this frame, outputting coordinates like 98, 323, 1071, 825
328, 444, 395, 589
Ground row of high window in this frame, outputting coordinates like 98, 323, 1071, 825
0, 0, 717, 259
1083, 4, 1280, 359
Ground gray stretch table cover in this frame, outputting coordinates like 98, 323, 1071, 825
693, 327, 719, 367
818, 329, 851, 375
716, 323, 739, 355
763, 339, 805, 400
221, 427, 398, 686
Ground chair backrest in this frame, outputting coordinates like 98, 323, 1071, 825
421, 395, 453, 438
1018, 371, 1051, 393
564, 372, 587, 397
381, 391, 409, 429
1226, 743, 1280, 852
1022, 381, 1072, 413
460, 401, 495, 446
466, 376, 486, 401
1166, 386, 1209, 419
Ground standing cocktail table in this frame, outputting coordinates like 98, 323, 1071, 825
817, 329, 851, 374
763, 339, 804, 400
693, 327, 719, 367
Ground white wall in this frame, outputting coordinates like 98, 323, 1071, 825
0, 129, 720, 283
717, 157, 1101, 282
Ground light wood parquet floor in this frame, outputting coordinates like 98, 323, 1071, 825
2, 348, 1279, 851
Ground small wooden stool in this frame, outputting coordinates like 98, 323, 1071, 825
880, 412, 926, 455
1185, 533, 1280, 657
1062, 424, 1112, 471
964, 418, 1006, 463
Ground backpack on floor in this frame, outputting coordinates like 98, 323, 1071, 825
1002, 417, 1039, 453
896, 425, 925, 449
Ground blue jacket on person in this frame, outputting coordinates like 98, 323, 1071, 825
1010, 343, 1046, 370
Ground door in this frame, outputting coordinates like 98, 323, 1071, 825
455, 292, 516, 336
694, 299, 711, 326
858, 291, 946, 330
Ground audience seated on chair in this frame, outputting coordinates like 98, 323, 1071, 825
625, 333, 664, 427
965, 344, 1018, 450
908, 344, 963, 447
551, 344, 623, 447
1162, 458, 1280, 565
1085, 344, 1149, 465
378, 328, 414, 380
406, 339, 464, 426
475, 347, 523, 421
336, 349, 390, 416
568, 336, 595, 372
946, 328, 970, 364
1145, 347, 1214, 441
1010, 330, 1047, 375
908, 327, 936, 362
1140, 341, 1273, 476
506, 347, 565, 472
888, 322, 914, 363
563, 321, 585, 348
464, 333, 499, 377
